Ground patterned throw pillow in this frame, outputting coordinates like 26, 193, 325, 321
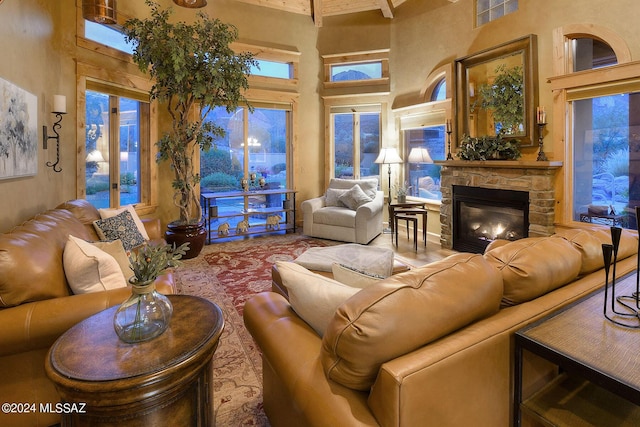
93, 210, 145, 251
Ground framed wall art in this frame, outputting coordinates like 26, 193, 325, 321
0, 77, 38, 179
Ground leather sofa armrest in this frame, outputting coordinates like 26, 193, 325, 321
0, 272, 175, 358
243, 292, 379, 426
142, 217, 162, 241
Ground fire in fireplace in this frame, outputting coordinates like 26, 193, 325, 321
453, 185, 529, 253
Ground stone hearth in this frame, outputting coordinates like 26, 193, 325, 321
435, 160, 563, 250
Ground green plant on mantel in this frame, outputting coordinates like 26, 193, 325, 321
456, 134, 521, 161
123, 1, 256, 225
475, 64, 524, 136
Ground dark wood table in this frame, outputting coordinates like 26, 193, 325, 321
45, 295, 224, 427
388, 199, 427, 234
514, 273, 640, 426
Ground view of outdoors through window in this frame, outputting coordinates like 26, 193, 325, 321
84, 20, 133, 54
331, 62, 382, 81
405, 126, 445, 200
333, 112, 380, 179
572, 92, 640, 230
85, 91, 141, 208
200, 106, 289, 229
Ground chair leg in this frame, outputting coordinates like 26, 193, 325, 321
413, 220, 417, 251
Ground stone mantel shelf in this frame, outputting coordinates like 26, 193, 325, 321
434, 160, 563, 169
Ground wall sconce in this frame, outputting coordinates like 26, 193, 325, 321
173, 0, 208, 8
43, 95, 67, 173
82, 0, 117, 24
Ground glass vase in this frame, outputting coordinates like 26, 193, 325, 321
113, 280, 173, 343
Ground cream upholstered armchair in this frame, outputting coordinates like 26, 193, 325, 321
302, 178, 383, 244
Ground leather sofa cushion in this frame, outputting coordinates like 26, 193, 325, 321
321, 253, 503, 391
57, 199, 102, 241
484, 236, 582, 307
0, 209, 90, 307
554, 227, 637, 275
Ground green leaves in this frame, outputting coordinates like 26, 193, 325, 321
456, 134, 521, 161
129, 242, 190, 284
475, 64, 524, 136
123, 1, 256, 222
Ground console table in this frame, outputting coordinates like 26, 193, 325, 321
45, 295, 224, 427
201, 189, 296, 243
514, 273, 640, 426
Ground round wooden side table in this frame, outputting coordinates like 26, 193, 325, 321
45, 295, 224, 427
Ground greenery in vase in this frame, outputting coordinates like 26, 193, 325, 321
456, 134, 521, 161
393, 181, 412, 197
129, 242, 190, 284
123, 1, 256, 225
475, 64, 524, 136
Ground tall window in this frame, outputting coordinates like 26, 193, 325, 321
85, 87, 148, 209
404, 126, 444, 200
331, 108, 381, 179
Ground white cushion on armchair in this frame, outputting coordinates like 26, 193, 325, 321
302, 178, 383, 244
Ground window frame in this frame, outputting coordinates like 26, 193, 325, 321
475, 0, 519, 27
549, 24, 637, 226
322, 50, 390, 90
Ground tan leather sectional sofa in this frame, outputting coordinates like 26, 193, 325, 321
0, 199, 175, 427
244, 226, 638, 427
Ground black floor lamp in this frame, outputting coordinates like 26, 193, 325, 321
374, 148, 403, 233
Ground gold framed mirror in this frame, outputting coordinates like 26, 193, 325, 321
455, 34, 538, 147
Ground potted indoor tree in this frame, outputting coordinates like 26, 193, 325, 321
123, 0, 255, 258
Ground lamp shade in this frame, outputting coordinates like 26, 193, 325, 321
82, 0, 117, 24
173, 0, 208, 7
408, 147, 433, 164
374, 148, 403, 164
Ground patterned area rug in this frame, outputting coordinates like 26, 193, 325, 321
175, 233, 335, 426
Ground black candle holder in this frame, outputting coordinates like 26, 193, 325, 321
446, 129, 453, 160
536, 122, 548, 161
601, 224, 640, 328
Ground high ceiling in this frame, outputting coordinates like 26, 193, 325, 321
231, 0, 459, 27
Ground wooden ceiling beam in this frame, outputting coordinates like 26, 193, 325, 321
378, 0, 394, 18
312, 0, 323, 27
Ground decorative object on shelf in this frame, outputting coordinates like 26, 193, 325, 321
536, 106, 548, 161
236, 220, 250, 234
393, 182, 412, 204
456, 134, 521, 161
217, 222, 230, 236
446, 119, 453, 160
123, 1, 255, 258
43, 94, 67, 173
266, 214, 282, 230
173, 0, 207, 8
601, 222, 640, 328
82, 0, 117, 24
113, 242, 189, 343
374, 148, 403, 233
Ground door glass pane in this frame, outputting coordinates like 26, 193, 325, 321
119, 97, 141, 205
572, 92, 640, 229
334, 114, 354, 178
86, 90, 110, 208
360, 113, 380, 179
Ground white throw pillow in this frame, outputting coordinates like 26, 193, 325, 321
63, 235, 127, 294
325, 188, 348, 207
92, 239, 133, 281
331, 263, 384, 288
276, 261, 359, 336
338, 185, 372, 210
98, 205, 150, 240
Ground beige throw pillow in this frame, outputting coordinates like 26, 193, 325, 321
63, 235, 127, 294
338, 185, 372, 210
92, 239, 133, 281
276, 261, 360, 336
331, 263, 384, 288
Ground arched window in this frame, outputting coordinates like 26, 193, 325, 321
430, 78, 447, 102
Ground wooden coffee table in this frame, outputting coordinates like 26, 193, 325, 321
514, 273, 640, 426
45, 295, 224, 427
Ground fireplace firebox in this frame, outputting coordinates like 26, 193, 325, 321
453, 185, 529, 253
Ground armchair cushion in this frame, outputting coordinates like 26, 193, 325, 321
326, 188, 348, 207
328, 178, 378, 199
339, 185, 372, 210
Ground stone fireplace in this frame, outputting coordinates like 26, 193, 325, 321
436, 160, 562, 250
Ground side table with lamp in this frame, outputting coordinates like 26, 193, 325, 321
374, 147, 403, 234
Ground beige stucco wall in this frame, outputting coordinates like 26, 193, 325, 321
2, 0, 639, 234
